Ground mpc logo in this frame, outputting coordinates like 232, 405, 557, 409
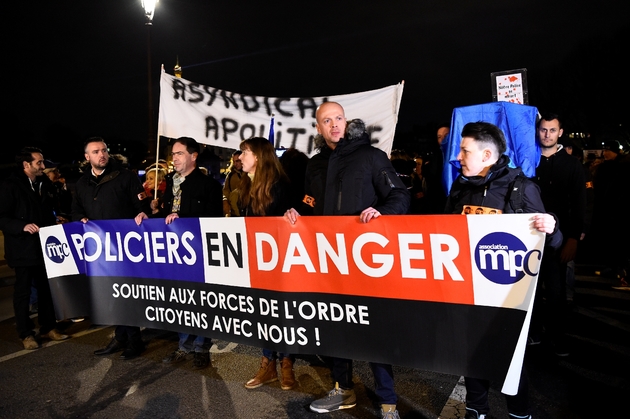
474, 232, 542, 285
45, 236, 71, 264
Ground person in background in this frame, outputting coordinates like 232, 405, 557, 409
532, 113, 586, 357
142, 167, 167, 214
237, 137, 296, 391
0, 147, 71, 350
222, 150, 243, 216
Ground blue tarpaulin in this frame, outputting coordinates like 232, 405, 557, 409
442, 102, 540, 193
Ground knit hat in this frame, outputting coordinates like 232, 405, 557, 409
602, 140, 621, 153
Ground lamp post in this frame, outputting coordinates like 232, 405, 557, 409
142, 0, 158, 161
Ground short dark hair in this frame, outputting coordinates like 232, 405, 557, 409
15, 147, 43, 168
538, 112, 562, 129
173, 137, 200, 155
84, 137, 108, 153
460, 122, 507, 156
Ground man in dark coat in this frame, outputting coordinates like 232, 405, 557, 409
136, 137, 223, 369
72, 137, 149, 360
532, 113, 587, 356
285, 102, 409, 419
0, 147, 70, 349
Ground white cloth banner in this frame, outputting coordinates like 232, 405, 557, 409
158, 70, 404, 156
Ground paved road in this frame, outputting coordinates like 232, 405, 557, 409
0, 263, 628, 418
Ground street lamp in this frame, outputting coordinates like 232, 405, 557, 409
142, 0, 158, 160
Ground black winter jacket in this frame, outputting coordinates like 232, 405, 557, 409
305, 120, 410, 216
72, 159, 148, 221
445, 155, 562, 249
156, 167, 223, 218
534, 147, 586, 241
0, 170, 57, 267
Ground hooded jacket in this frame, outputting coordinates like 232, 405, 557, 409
446, 155, 562, 248
304, 119, 410, 216
0, 169, 57, 267
72, 158, 147, 221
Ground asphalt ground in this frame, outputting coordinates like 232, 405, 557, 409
0, 262, 629, 418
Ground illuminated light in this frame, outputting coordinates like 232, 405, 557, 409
142, 0, 158, 23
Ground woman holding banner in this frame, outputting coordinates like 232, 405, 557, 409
238, 137, 296, 391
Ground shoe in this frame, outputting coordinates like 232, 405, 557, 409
245, 356, 278, 389
120, 345, 144, 360
22, 335, 40, 350
280, 357, 297, 390
94, 338, 126, 356
527, 335, 541, 346
163, 349, 190, 364
192, 352, 210, 369
309, 382, 357, 413
29, 303, 38, 314
381, 404, 400, 419
464, 408, 487, 419
509, 414, 532, 419
41, 329, 69, 341
553, 341, 570, 357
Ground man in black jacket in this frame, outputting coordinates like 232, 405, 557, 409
72, 138, 149, 360
285, 102, 409, 419
446, 121, 560, 419
532, 113, 587, 356
0, 147, 70, 349
136, 137, 223, 369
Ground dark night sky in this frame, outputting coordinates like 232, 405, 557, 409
4, 0, 628, 165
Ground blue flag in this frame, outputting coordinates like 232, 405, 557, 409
268, 115, 275, 146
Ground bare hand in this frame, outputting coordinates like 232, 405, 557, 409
81, 218, 89, 224
135, 212, 149, 226
23, 223, 39, 234
360, 207, 381, 223
165, 213, 179, 225
284, 208, 300, 225
531, 213, 556, 235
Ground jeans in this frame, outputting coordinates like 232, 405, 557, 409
179, 333, 211, 353
332, 357, 397, 405
262, 348, 292, 360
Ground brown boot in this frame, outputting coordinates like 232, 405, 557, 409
280, 357, 297, 390
245, 356, 278, 389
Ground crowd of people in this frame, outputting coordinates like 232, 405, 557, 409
1, 100, 628, 419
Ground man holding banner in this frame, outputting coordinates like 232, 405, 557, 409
73, 138, 150, 360
445, 122, 561, 419
285, 102, 410, 419
136, 137, 223, 369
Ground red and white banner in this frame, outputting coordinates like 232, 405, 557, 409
40, 214, 544, 394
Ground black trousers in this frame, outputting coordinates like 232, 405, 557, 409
465, 369, 529, 416
13, 265, 57, 339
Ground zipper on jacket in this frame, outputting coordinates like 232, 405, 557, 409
336, 179, 342, 211
382, 171, 396, 188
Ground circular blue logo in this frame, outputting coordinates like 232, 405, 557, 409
474, 232, 536, 285
44, 236, 70, 264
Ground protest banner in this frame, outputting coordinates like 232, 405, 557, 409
157, 70, 404, 157
40, 214, 544, 394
